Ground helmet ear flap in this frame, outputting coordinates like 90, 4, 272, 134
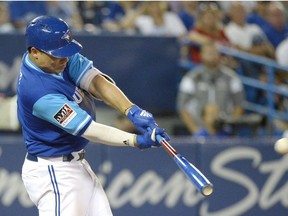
25, 16, 82, 58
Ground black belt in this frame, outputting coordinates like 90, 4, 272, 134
26, 151, 85, 162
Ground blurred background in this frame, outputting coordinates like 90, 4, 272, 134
0, 1, 288, 215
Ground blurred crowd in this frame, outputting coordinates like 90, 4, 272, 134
1, 1, 288, 60
1, 1, 288, 63
1, 1, 288, 138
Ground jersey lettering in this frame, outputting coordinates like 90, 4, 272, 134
73, 87, 84, 103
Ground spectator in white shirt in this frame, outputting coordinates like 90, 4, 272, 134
276, 37, 288, 67
224, 2, 275, 110
135, 2, 187, 37
224, 2, 274, 59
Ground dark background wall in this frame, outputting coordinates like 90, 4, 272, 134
0, 34, 180, 114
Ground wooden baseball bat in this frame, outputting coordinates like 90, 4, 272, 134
156, 135, 213, 196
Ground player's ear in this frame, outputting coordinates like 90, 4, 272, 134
30, 47, 39, 59
30, 47, 36, 53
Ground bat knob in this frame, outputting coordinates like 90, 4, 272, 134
202, 185, 213, 196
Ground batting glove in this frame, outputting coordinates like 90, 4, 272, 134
127, 105, 158, 133
136, 127, 167, 149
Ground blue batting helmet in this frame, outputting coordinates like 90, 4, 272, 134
25, 16, 82, 58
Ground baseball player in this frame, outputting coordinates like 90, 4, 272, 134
17, 16, 169, 216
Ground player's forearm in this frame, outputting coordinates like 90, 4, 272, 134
89, 74, 133, 114
102, 83, 134, 114
82, 121, 136, 147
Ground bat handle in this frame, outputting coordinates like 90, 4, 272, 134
148, 127, 176, 156
156, 134, 178, 157
156, 134, 164, 143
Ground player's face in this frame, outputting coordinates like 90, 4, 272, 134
30, 48, 68, 73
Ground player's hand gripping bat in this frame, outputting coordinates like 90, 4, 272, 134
156, 135, 213, 196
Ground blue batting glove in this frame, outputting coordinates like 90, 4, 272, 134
127, 105, 158, 133
147, 126, 170, 142
136, 127, 167, 149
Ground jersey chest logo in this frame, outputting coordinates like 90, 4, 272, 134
54, 104, 76, 127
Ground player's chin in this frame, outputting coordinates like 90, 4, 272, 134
56, 65, 66, 72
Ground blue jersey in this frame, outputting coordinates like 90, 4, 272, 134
17, 52, 100, 157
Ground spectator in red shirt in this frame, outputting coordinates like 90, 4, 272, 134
187, 2, 230, 63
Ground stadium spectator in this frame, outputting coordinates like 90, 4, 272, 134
0, 2, 14, 33
246, 1, 270, 28
225, 2, 287, 129
186, 2, 230, 64
276, 36, 288, 67
176, 43, 245, 135
177, 1, 198, 31
220, 1, 256, 16
0, 0, 20, 130
224, 0, 275, 104
77, 1, 107, 32
8, 1, 47, 31
261, 1, 288, 48
101, 1, 140, 33
167, 1, 183, 14
225, 2, 275, 60
8, 1, 84, 32
219, 1, 256, 24
134, 1, 187, 37
46, 1, 84, 31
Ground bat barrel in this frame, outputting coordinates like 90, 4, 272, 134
155, 133, 213, 196
174, 154, 213, 196
202, 185, 213, 196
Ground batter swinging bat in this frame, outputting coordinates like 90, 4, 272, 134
156, 135, 213, 196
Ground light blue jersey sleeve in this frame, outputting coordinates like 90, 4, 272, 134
33, 94, 92, 136
68, 53, 101, 90
67, 53, 115, 94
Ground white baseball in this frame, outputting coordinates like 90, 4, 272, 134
274, 137, 288, 154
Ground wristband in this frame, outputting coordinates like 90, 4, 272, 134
124, 104, 134, 115
123, 134, 137, 147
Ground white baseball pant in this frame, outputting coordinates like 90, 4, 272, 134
22, 152, 113, 216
